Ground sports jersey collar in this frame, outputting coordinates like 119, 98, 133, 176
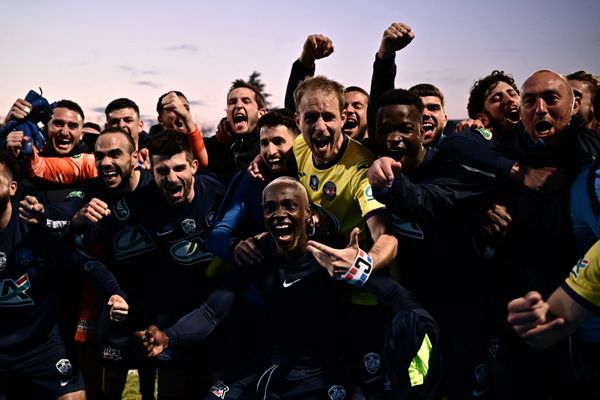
312, 134, 349, 170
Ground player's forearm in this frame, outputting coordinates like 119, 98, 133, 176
369, 233, 397, 271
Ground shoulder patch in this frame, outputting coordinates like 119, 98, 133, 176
475, 128, 493, 141
364, 185, 375, 201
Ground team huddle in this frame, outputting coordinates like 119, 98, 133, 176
1, 21, 600, 400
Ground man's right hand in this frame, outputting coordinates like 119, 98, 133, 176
378, 22, 415, 60
299, 34, 334, 68
71, 198, 111, 232
5, 98, 32, 123
6, 131, 27, 158
135, 325, 169, 358
233, 233, 267, 266
510, 163, 566, 194
367, 157, 402, 190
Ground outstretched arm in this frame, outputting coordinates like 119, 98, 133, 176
284, 34, 334, 111
507, 290, 592, 348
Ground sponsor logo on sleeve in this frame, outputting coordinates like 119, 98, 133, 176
571, 257, 590, 279
210, 381, 230, 399
0, 274, 34, 307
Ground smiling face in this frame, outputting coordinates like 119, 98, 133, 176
296, 90, 346, 167
47, 107, 84, 156
151, 151, 198, 206
106, 107, 143, 148
259, 124, 296, 176
376, 104, 425, 172
420, 96, 447, 146
343, 90, 368, 140
227, 87, 264, 135
94, 132, 137, 191
480, 81, 521, 132
521, 71, 578, 143
263, 181, 310, 253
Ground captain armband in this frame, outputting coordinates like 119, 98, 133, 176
337, 248, 373, 287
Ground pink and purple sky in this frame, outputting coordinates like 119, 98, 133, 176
2, 0, 599, 132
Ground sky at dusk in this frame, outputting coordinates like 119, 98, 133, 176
1, 0, 599, 132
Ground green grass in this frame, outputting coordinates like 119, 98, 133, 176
122, 370, 157, 400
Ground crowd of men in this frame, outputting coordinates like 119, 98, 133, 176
1, 21, 600, 400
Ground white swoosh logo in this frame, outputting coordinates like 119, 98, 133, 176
282, 278, 302, 288
156, 228, 175, 237
60, 376, 78, 387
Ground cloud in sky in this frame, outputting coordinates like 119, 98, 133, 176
135, 81, 161, 88
165, 44, 198, 53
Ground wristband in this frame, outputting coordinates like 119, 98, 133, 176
338, 248, 373, 287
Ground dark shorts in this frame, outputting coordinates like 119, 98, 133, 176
204, 353, 354, 400
0, 330, 84, 399
347, 304, 393, 398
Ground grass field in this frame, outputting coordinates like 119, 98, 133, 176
122, 370, 157, 400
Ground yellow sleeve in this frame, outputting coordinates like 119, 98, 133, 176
565, 240, 600, 310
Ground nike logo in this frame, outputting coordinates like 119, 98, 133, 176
472, 387, 488, 397
364, 376, 380, 384
282, 278, 302, 288
60, 376, 78, 387
156, 228, 175, 237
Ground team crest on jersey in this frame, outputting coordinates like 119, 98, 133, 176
102, 346, 122, 361
170, 237, 213, 265
323, 181, 337, 200
210, 381, 229, 399
310, 175, 320, 191
55, 358, 73, 375
15, 248, 33, 266
0, 273, 34, 307
364, 352, 380, 374
571, 257, 590, 279
0, 252, 5, 271
113, 225, 156, 260
113, 199, 130, 221
327, 385, 346, 400
205, 211, 216, 228
181, 218, 197, 235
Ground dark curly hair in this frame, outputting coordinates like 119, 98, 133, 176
467, 70, 519, 119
